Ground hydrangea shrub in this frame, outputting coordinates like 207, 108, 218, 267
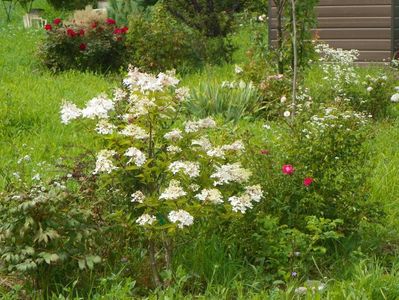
61, 66, 263, 286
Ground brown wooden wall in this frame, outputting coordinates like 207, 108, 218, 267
269, 0, 396, 62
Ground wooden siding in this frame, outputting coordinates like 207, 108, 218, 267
269, 0, 395, 62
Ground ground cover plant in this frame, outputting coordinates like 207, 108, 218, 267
1, 0, 399, 299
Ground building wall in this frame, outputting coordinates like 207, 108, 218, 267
269, 0, 395, 62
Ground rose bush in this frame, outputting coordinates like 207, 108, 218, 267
39, 11, 128, 72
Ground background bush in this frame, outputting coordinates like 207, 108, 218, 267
47, 0, 97, 10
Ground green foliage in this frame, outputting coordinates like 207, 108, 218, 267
107, 0, 142, 25
39, 10, 128, 72
163, 0, 243, 38
0, 180, 100, 291
46, 0, 96, 10
126, 4, 231, 73
185, 80, 262, 123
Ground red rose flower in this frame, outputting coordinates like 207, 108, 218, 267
303, 177, 314, 187
44, 24, 52, 31
79, 43, 87, 51
121, 26, 128, 34
91, 22, 97, 29
113, 28, 123, 35
79, 29, 85, 36
66, 28, 76, 37
282, 164, 294, 175
106, 18, 116, 25
53, 18, 62, 25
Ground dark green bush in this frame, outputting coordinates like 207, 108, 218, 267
126, 4, 231, 72
47, 0, 97, 10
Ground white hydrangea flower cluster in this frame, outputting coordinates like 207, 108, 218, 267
168, 161, 200, 178
175, 87, 190, 101
184, 117, 217, 133
211, 163, 252, 186
120, 124, 149, 139
82, 94, 115, 119
131, 191, 145, 203
195, 189, 223, 204
159, 180, 187, 200
127, 96, 157, 118
95, 120, 116, 135
93, 150, 118, 174
166, 145, 182, 154
168, 210, 194, 229
136, 214, 157, 226
228, 185, 263, 213
125, 147, 146, 167
123, 66, 179, 92
60, 101, 81, 124
164, 129, 183, 141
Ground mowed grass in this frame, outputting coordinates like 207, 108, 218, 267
0, 13, 118, 188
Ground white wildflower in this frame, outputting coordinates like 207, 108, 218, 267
129, 96, 156, 117
164, 129, 183, 141
263, 124, 271, 130
60, 101, 81, 124
125, 147, 146, 167
93, 150, 118, 174
366, 86, 373, 92
258, 14, 266, 22
280, 95, 287, 103
391, 93, 399, 102
131, 191, 145, 203
160, 180, 187, 200
157, 70, 180, 87
168, 209, 194, 228
136, 214, 156, 226
283, 111, 291, 118
211, 162, 252, 186
32, 173, 41, 181
95, 119, 116, 134
81, 94, 114, 119
206, 147, 225, 159
17, 155, 31, 164
120, 124, 149, 139
195, 189, 223, 204
169, 161, 200, 178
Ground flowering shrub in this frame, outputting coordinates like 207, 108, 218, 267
39, 9, 128, 72
47, 0, 96, 10
60, 66, 263, 286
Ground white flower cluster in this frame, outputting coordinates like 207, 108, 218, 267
315, 43, 359, 93
131, 191, 145, 203
93, 150, 118, 174
168, 209, 194, 229
195, 188, 223, 204
60, 94, 114, 124
164, 129, 183, 141
211, 162, 252, 186
169, 161, 200, 178
95, 120, 116, 135
125, 147, 146, 167
228, 185, 263, 213
127, 95, 156, 118
184, 117, 217, 133
159, 180, 187, 200
166, 145, 182, 154
175, 87, 190, 101
136, 214, 156, 226
120, 124, 149, 139
61, 101, 81, 124
123, 66, 179, 92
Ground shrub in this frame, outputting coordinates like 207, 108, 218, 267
59, 66, 264, 287
0, 180, 100, 292
126, 4, 231, 72
39, 7, 128, 72
107, 0, 142, 25
46, 0, 97, 10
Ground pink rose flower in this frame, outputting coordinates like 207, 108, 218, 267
303, 177, 314, 187
282, 164, 294, 175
